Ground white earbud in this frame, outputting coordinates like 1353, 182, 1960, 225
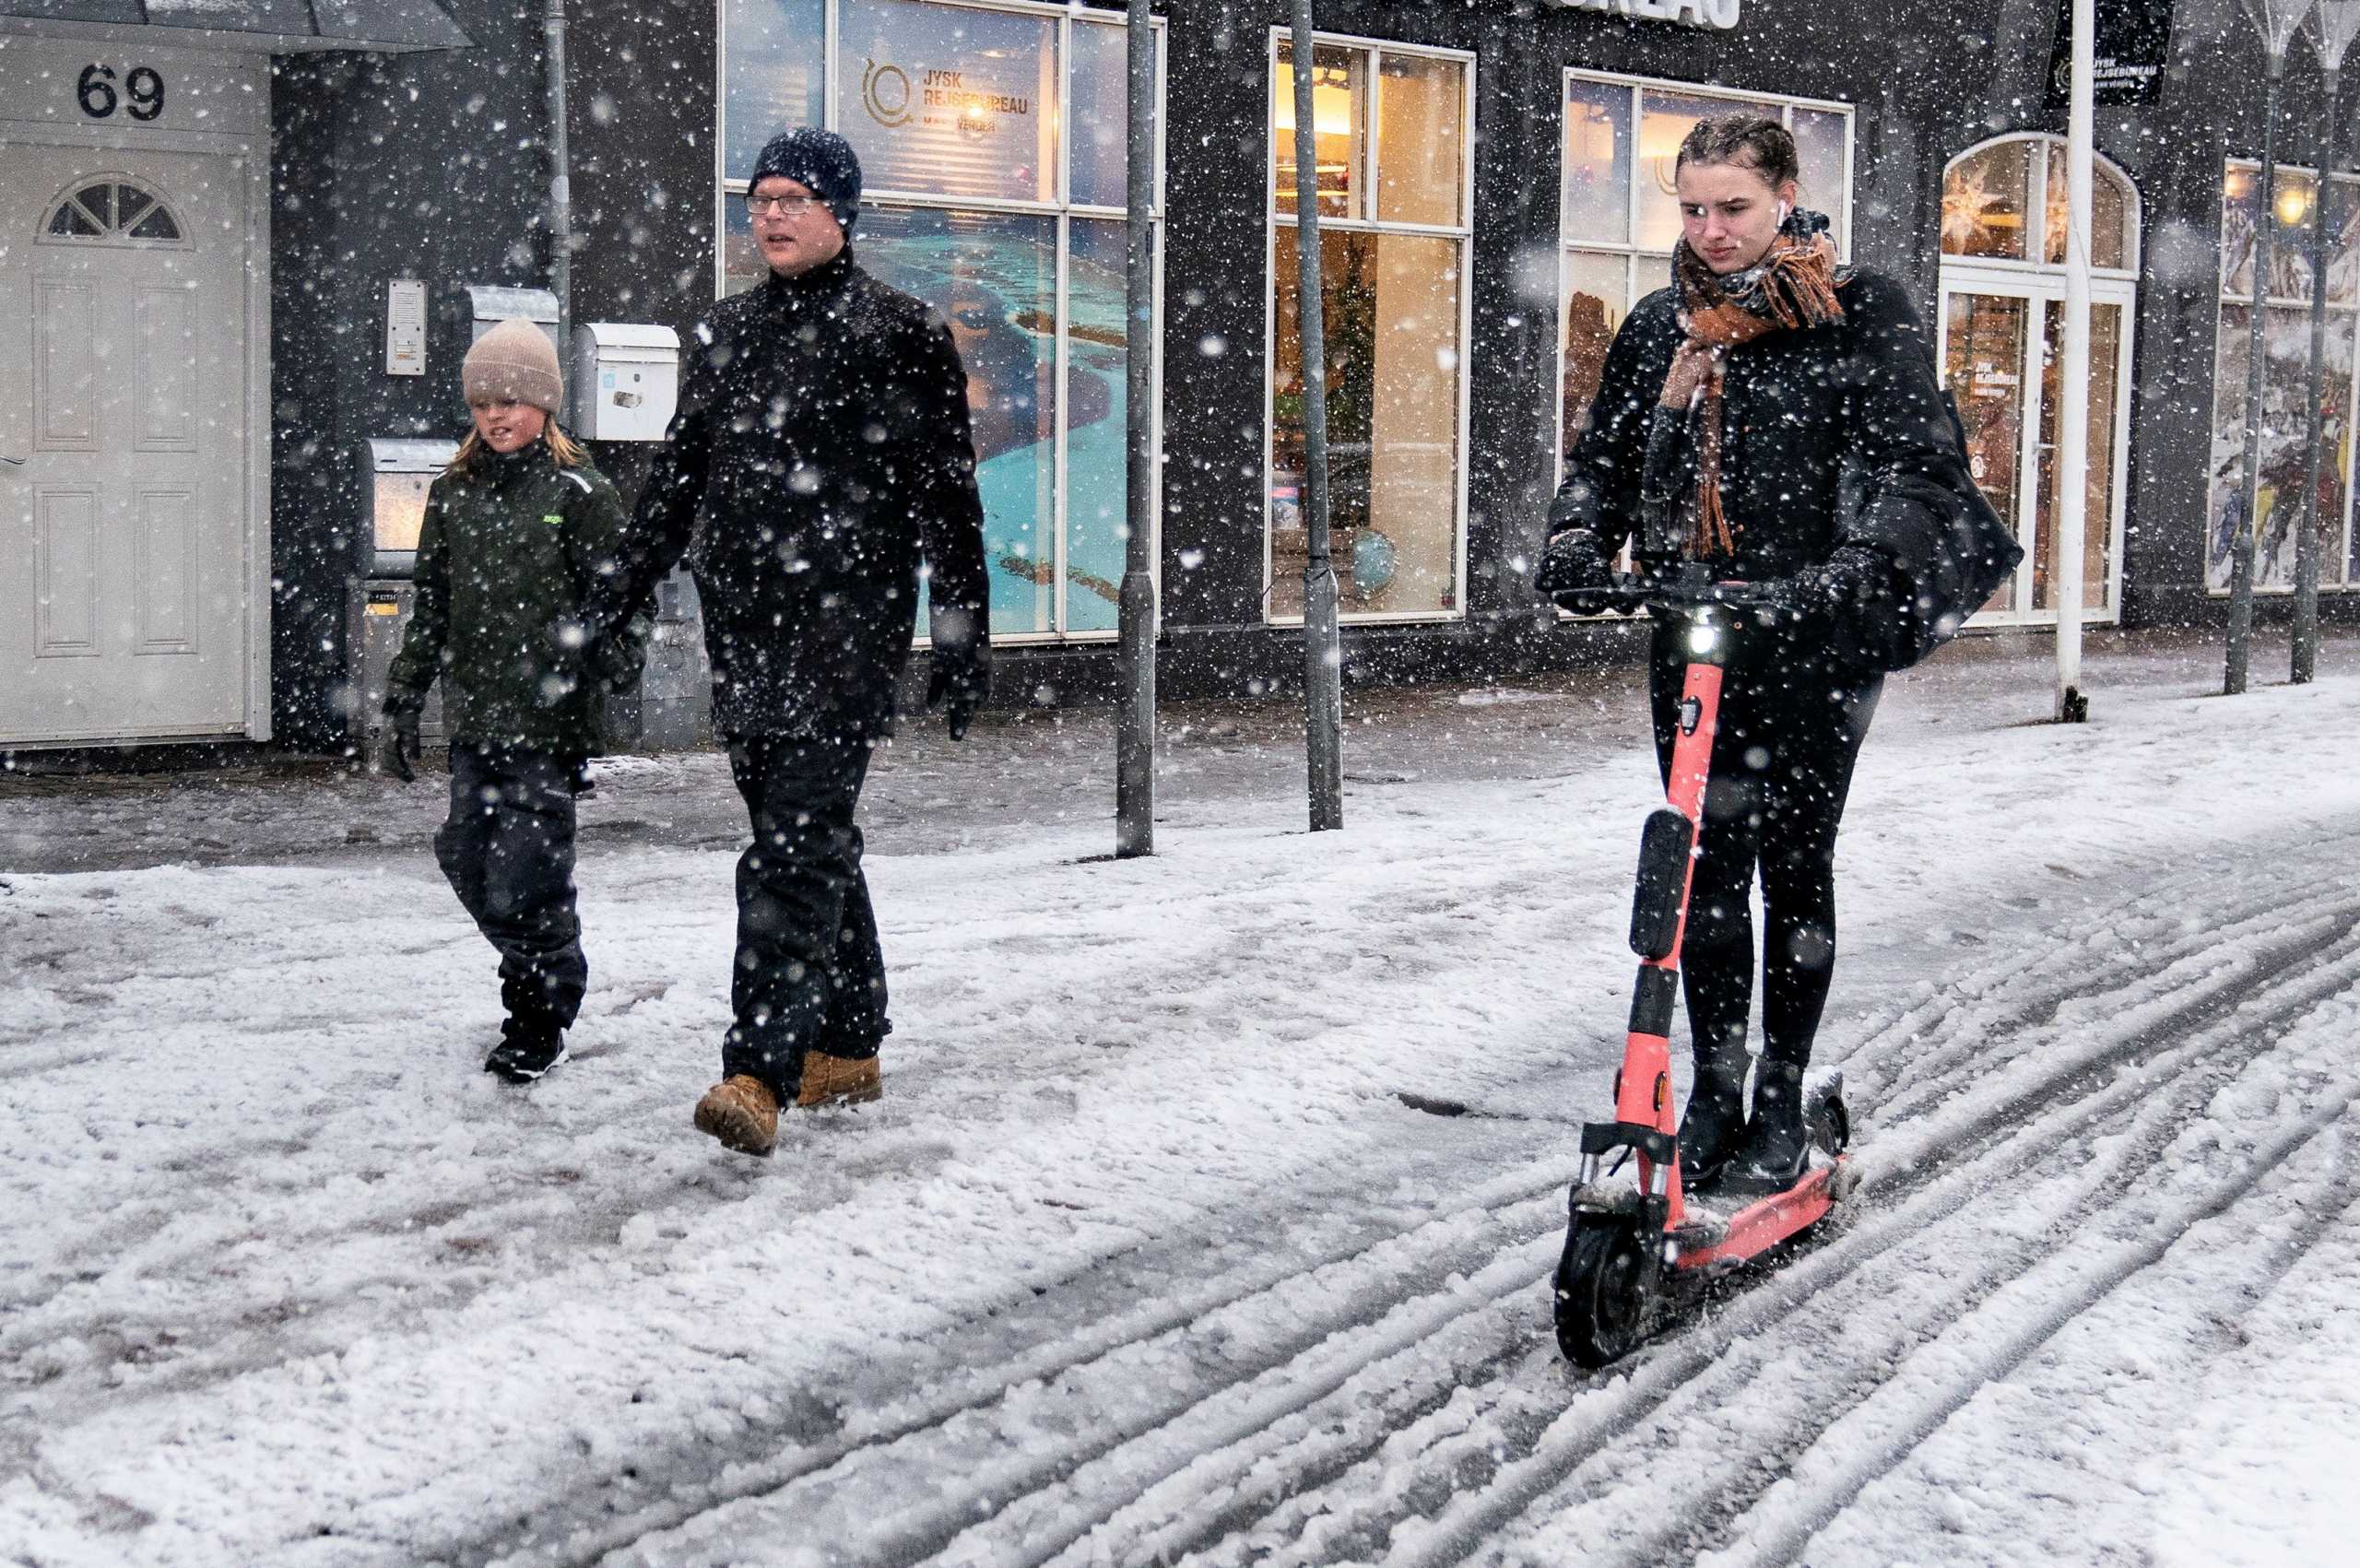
1777, 201, 1792, 226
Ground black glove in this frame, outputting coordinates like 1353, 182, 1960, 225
378, 703, 422, 783
926, 640, 990, 741
1743, 545, 1906, 670
1535, 527, 1620, 617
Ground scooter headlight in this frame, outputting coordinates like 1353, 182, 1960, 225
1686, 623, 1719, 657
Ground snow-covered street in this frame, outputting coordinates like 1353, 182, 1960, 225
6, 640, 2360, 1567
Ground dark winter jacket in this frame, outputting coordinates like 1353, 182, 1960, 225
1550, 270, 2019, 669
587, 248, 991, 739
384, 442, 641, 756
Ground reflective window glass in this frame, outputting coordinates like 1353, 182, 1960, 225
1790, 107, 1847, 244
1273, 41, 1366, 220
1943, 140, 2033, 261
1375, 52, 1463, 228
1069, 20, 1158, 210
1562, 79, 1630, 247
861, 206, 1061, 636
722, 0, 825, 181
1272, 228, 1462, 617
836, 0, 1057, 204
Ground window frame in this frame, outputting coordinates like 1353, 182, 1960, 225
714, 0, 1168, 644
1262, 26, 1478, 629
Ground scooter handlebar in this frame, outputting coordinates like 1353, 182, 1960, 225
1557, 567, 1782, 617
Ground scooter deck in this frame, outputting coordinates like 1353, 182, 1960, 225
1669, 1156, 1846, 1273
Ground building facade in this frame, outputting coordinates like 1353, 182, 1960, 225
0, 0, 2342, 755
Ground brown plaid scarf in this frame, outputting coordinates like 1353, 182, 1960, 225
1661, 212, 1848, 560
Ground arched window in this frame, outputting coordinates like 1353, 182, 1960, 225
40, 179, 183, 246
1938, 135, 2142, 626
1941, 136, 2138, 273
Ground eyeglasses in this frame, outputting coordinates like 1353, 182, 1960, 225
744, 193, 822, 217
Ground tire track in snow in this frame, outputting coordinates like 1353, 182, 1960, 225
602, 864, 2360, 1568
1373, 904, 2360, 1568
984, 866, 2360, 1568
1693, 1084, 2360, 1568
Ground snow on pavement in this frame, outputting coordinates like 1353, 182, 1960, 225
4, 657, 2360, 1566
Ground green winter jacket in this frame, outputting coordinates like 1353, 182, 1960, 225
384, 442, 643, 756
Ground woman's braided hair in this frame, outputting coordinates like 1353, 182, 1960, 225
1674, 113, 1800, 190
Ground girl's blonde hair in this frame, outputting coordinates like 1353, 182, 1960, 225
446, 419, 589, 477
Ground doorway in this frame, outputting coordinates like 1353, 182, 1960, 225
0, 142, 254, 745
1937, 135, 2140, 626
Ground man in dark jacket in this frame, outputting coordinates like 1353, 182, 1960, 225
579, 125, 991, 1156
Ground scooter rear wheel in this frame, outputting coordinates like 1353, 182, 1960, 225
1553, 1214, 1651, 1368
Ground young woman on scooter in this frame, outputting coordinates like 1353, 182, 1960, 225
1538, 114, 2006, 1192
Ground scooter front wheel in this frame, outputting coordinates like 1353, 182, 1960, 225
1553, 1213, 1652, 1368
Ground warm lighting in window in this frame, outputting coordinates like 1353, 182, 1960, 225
2275, 176, 2316, 229
1274, 77, 1355, 137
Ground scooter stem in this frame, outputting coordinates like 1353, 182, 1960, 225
1618, 602, 1733, 1229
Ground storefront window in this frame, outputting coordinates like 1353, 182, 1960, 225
719, 0, 1164, 642
1557, 71, 1854, 474
1269, 33, 1470, 622
2208, 158, 2360, 595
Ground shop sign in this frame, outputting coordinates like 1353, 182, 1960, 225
2045, 0, 2175, 108
1555, 0, 1742, 30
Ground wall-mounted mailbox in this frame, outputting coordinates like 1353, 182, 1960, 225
572, 322, 680, 442
362, 437, 458, 578
465, 284, 560, 360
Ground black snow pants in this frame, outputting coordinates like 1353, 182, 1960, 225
1649, 619, 1882, 1074
435, 743, 587, 1035
721, 732, 889, 1098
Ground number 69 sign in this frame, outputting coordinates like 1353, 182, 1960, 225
77, 64, 166, 124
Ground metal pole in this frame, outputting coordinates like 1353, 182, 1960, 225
2228, 53, 2283, 697
2055, 0, 2094, 724
544, 0, 572, 383
2295, 64, 2336, 686
1115, 0, 1158, 856
1290, 0, 1344, 832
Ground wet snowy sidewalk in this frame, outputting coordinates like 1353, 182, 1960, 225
5, 635, 2360, 1567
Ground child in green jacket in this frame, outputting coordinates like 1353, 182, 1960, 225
379, 320, 643, 1082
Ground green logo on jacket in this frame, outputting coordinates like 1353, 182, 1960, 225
542, 514, 564, 527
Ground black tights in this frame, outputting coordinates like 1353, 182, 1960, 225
1650, 620, 1882, 1072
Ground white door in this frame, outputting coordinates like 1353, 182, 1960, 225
0, 143, 250, 744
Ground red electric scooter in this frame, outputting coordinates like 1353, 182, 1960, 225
1551, 563, 1855, 1369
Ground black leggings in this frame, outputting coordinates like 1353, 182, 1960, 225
1649, 620, 1882, 1071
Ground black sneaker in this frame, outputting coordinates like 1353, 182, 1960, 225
484, 1023, 569, 1083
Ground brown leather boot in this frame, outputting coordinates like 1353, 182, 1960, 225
693, 1074, 780, 1156
796, 1051, 882, 1110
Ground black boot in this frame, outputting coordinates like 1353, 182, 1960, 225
1678, 1046, 1749, 1192
1729, 1060, 1810, 1191
485, 1015, 568, 1082
485, 979, 569, 1083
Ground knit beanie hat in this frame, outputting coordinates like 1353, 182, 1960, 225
463, 318, 563, 414
749, 126, 863, 235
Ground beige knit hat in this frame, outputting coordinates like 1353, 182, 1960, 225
463, 318, 563, 413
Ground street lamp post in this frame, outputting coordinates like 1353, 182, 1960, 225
2296, 1, 2360, 685
1115, 0, 1158, 856
1289, 0, 1344, 832
2229, 0, 2311, 695
2056, 0, 2095, 724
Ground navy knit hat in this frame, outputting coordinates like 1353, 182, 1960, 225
749, 126, 863, 235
